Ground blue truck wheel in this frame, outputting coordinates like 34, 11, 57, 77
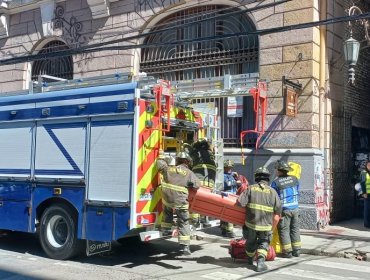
39, 204, 83, 260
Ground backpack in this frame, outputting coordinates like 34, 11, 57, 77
229, 238, 276, 261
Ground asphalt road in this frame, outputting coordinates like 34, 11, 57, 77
0, 231, 369, 280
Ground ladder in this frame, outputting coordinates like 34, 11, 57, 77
172, 74, 259, 101
171, 73, 263, 190
29, 72, 157, 94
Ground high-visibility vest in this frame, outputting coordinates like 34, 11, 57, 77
366, 173, 370, 194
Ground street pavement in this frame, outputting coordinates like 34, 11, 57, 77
194, 218, 370, 261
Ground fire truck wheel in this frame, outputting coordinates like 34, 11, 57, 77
39, 204, 82, 260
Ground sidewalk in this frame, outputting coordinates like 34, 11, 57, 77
193, 218, 370, 261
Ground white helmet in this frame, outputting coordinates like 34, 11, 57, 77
354, 183, 363, 196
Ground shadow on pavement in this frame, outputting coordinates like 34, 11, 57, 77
0, 231, 45, 258
0, 267, 48, 280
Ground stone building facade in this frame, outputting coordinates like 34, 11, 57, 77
0, 0, 369, 229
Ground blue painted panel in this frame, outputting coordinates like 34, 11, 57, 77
85, 206, 113, 241
113, 207, 130, 240
34, 123, 85, 176
0, 100, 135, 121
0, 200, 29, 231
0, 182, 31, 201
32, 185, 85, 237
0, 83, 137, 106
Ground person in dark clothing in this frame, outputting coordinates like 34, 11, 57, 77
157, 152, 201, 255
271, 160, 301, 258
237, 167, 282, 272
359, 161, 370, 228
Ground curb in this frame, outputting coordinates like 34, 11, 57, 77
193, 234, 370, 261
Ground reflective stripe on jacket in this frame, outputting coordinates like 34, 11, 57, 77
157, 160, 201, 208
271, 175, 299, 210
237, 181, 282, 232
366, 173, 370, 194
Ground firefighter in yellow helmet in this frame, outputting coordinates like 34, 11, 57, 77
271, 160, 301, 258
157, 151, 201, 255
220, 159, 240, 238
237, 167, 282, 272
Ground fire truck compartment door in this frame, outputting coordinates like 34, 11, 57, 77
87, 118, 133, 202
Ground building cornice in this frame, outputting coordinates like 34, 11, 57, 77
0, 0, 116, 18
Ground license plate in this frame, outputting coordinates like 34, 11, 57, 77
86, 240, 112, 256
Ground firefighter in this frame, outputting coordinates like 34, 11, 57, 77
271, 160, 301, 258
189, 138, 217, 188
237, 167, 281, 272
359, 160, 370, 228
220, 159, 240, 238
187, 138, 216, 228
157, 151, 201, 255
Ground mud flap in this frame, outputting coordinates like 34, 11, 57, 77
86, 240, 112, 256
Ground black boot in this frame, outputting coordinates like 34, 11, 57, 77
293, 249, 301, 257
246, 256, 254, 265
283, 251, 293, 258
256, 257, 268, 272
180, 245, 191, 256
226, 231, 235, 238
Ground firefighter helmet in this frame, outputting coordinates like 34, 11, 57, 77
254, 166, 270, 182
224, 159, 234, 168
254, 166, 270, 177
275, 160, 293, 171
176, 152, 192, 162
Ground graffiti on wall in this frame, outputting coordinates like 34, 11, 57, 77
314, 158, 330, 228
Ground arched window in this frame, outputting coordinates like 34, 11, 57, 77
32, 41, 73, 81
141, 5, 259, 146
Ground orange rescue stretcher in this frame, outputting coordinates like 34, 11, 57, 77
188, 186, 246, 226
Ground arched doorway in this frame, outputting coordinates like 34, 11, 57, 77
31, 41, 73, 81
141, 5, 259, 146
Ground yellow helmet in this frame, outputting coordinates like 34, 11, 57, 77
224, 159, 234, 168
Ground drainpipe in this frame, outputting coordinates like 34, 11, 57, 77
319, 0, 330, 227
319, 0, 326, 151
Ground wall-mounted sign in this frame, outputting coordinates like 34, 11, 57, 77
284, 87, 298, 117
282, 76, 301, 118
227, 96, 243, 117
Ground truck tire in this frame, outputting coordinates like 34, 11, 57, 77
39, 204, 82, 260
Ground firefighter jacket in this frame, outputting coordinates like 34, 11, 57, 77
157, 159, 201, 208
189, 142, 216, 188
224, 172, 237, 194
360, 170, 370, 194
271, 175, 300, 211
237, 181, 282, 232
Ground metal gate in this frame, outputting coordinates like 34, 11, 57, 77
330, 112, 353, 223
141, 5, 259, 146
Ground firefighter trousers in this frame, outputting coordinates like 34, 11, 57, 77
162, 205, 191, 246
243, 227, 271, 259
278, 209, 301, 253
220, 221, 234, 234
364, 196, 370, 228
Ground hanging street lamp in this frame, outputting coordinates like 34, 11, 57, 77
343, 5, 370, 85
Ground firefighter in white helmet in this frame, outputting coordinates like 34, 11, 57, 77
157, 151, 201, 255
359, 160, 370, 228
237, 166, 282, 272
